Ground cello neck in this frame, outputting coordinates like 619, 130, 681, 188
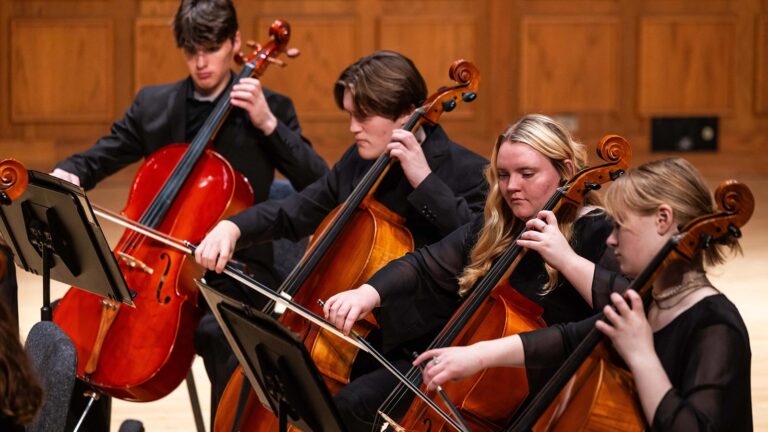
275, 109, 430, 299
138, 66, 253, 229
506, 238, 677, 431
428, 188, 566, 350
136, 19, 294, 229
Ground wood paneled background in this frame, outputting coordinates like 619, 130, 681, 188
2, 0, 767, 169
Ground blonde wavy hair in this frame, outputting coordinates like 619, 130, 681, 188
458, 114, 599, 296
603, 158, 740, 267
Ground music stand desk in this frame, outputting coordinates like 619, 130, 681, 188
0, 170, 133, 320
197, 279, 346, 432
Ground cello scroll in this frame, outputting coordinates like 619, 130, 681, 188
673, 180, 753, 263
559, 134, 631, 208
419, 60, 480, 125
0, 159, 29, 205
235, 19, 299, 71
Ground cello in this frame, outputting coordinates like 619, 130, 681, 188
214, 60, 481, 431
376, 135, 632, 431
52, 20, 298, 401
508, 179, 754, 431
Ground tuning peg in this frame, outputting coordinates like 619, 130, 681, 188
585, 182, 601, 191
728, 224, 742, 238
234, 52, 246, 65
246, 40, 262, 51
462, 92, 477, 102
285, 48, 301, 58
609, 169, 625, 181
442, 99, 457, 112
266, 57, 287, 67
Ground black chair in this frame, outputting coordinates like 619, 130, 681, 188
24, 321, 77, 432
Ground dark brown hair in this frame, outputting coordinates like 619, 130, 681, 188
334, 51, 427, 120
173, 0, 238, 51
0, 299, 42, 425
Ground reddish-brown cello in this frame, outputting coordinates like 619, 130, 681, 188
377, 135, 632, 431
214, 60, 481, 431
509, 179, 754, 432
52, 20, 297, 401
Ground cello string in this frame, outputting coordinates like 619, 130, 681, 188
375, 158, 623, 424
374, 191, 562, 424
266, 107, 423, 310
122, 54, 263, 252
94, 208, 465, 432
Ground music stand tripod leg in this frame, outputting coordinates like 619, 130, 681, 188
185, 371, 206, 432
279, 398, 288, 432
41, 247, 52, 321
73, 390, 101, 432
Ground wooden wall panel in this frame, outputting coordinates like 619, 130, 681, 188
135, 18, 187, 91
379, 16, 478, 119
638, 16, 735, 115
520, 16, 619, 113
1, 0, 767, 166
11, 18, 114, 122
255, 17, 359, 120
757, 15, 768, 114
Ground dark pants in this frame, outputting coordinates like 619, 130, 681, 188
334, 355, 414, 432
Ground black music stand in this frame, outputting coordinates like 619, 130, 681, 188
0, 170, 134, 321
197, 279, 346, 432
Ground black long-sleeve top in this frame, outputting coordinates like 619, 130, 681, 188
368, 210, 615, 353
54, 73, 329, 284
520, 289, 752, 431
227, 124, 488, 250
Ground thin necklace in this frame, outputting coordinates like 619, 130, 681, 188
652, 272, 711, 310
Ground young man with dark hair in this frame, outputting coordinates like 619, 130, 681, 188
50, 0, 328, 428
195, 50, 489, 431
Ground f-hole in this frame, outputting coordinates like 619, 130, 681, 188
155, 253, 172, 304
422, 418, 432, 432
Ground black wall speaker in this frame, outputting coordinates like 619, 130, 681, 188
651, 116, 718, 152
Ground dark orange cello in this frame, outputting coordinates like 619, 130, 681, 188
214, 60, 481, 431
507, 179, 754, 432
376, 135, 632, 431
52, 20, 297, 401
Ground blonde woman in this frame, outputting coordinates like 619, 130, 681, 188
324, 114, 619, 429
417, 158, 751, 431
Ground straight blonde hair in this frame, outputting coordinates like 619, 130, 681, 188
603, 157, 740, 267
458, 114, 599, 295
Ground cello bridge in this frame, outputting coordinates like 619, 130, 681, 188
377, 411, 406, 432
117, 252, 154, 275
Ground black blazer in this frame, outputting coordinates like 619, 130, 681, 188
55, 74, 329, 282
228, 124, 489, 251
